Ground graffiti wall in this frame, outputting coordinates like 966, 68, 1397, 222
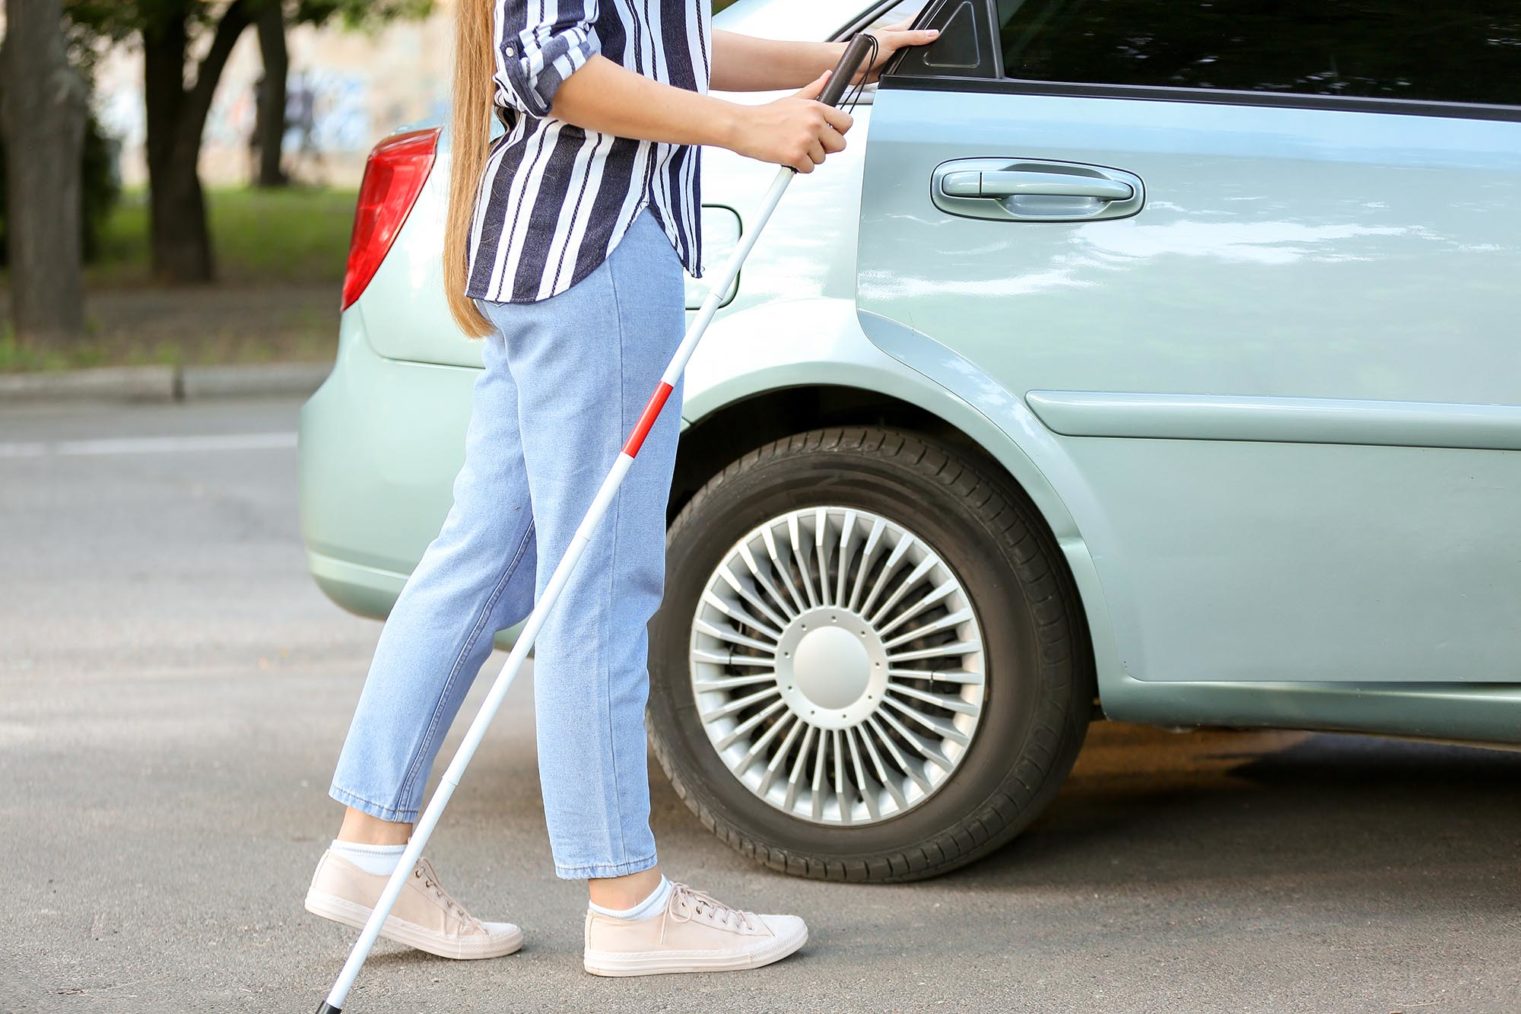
95, 5, 454, 188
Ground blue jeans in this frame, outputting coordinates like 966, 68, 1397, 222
329, 206, 684, 879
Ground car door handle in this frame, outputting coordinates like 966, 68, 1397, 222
930, 159, 1145, 223
939, 170, 1134, 202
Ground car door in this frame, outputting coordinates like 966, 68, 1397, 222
856, 0, 1521, 685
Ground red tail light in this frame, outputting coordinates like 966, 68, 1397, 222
341, 128, 439, 311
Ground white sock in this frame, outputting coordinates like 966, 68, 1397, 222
330, 838, 407, 876
588, 875, 672, 921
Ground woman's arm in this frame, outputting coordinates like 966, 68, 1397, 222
549, 57, 853, 174
711, 32, 844, 92
494, 0, 849, 171
711, 21, 941, 93
492, 0, 934, 173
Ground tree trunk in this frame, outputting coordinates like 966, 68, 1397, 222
149, 149, 215, 285
254, 1, 289, 187
0, 0, 88, 345
140, 0, 251, 283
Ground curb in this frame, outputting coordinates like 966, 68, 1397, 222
0, 362, 332, 405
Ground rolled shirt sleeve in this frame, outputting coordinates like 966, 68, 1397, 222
494, 0, 602, 119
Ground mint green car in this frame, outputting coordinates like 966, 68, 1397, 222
301, 0, 1521, 882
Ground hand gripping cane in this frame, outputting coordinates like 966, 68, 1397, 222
315, 32, 881, 1013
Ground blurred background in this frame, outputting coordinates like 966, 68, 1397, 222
1, 0, 447, 373
0, 0, 755, 374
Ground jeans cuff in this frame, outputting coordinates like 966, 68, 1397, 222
329, 784, 418, 824
553, 852, 659, 881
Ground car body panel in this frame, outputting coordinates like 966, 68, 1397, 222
857, 83, 1521, 686
856, 88, 1521, 403
300, 309, 475, 601
299, 0, 1521, 745
1025, 390, 1521, 452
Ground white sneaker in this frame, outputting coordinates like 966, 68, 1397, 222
583, 882, 807, 976
304, 851, 522, 960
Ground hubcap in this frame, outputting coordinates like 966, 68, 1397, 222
689, 506, 986, 826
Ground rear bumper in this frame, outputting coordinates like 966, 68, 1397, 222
297, 307, 476, 620
305, 548, 407, 622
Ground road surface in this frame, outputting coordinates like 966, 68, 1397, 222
4, 397, 1518, 1013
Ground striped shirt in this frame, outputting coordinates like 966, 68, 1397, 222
465, 0, 711, 303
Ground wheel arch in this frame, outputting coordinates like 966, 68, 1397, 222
672, 293, 1127, 706
670, 384, 1005, 524
671, 378, 1112, 711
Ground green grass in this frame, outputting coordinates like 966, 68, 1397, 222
0, 328, 242, 372
87, 185, 358, 288
0, 330, 127, 372
0, 320, 339, 373
0, 185, 356, 372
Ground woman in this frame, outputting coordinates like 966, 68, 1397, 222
304, 0, 939, 977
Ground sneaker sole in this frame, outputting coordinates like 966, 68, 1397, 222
583, 923, 808, 977
305, 891, 523, 960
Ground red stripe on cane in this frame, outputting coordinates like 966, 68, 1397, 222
622, 381, 675, 458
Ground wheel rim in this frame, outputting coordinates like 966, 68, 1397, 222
688, 506, 986, 826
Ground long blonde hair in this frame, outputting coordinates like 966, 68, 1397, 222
444, 0, 496, 338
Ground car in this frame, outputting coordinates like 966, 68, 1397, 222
300, 0, 1521, 883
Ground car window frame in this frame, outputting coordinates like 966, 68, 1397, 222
833, 0, 929, 39
826, 0, 932, 105
879, 0, 1521, 123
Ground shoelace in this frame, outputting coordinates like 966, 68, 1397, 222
413, 859, 483, 931
669, 882, 754, 932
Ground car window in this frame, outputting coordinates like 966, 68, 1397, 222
995, 0, 1521, 107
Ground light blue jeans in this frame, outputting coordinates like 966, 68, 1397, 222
330, 206, 684, 880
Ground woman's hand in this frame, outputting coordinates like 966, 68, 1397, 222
726, 70, 854, 174
856, 19, 941, 83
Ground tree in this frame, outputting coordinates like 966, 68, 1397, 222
142, 1, 255, 282
67, 0, 261, 282
68, 0, 434, 282
252, 2, 288, 187
1, 0, 89, 344
252, 1, 431, 189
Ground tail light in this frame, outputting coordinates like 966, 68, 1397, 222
341, 128, 439, 311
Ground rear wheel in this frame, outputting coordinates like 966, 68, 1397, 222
649, 427, 1092, 882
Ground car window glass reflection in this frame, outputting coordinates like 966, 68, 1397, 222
995, 0, 1521, 106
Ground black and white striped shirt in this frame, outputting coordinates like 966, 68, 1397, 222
465, 0, 711, 303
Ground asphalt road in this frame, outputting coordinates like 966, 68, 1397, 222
4, 397, 1519, 1014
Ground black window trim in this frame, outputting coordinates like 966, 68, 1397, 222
881, 72, 1521, 124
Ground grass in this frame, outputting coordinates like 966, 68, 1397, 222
0, 305, 341, 373
0, 331, 169, 373
87, 185, 358, 288
1, 185, 358, 372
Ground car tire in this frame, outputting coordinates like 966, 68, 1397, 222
649, 426, 1093, 882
